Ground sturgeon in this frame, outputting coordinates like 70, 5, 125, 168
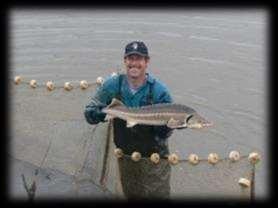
102, 98, 213, 129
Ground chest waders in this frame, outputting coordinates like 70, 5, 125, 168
113, 75, 171, 199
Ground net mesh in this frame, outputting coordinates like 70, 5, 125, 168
10, 83, 254, 200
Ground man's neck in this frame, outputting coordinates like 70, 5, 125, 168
127, 74, 147, 89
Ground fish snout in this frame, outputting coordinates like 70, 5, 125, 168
187, 118, 213, 129
202, 121, 213, 128
204, 121, 214, 127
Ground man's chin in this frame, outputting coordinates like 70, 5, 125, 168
129, 74, 140, 79
128, 71, 140, 78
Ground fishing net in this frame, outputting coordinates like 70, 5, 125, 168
9, 81, 255, 200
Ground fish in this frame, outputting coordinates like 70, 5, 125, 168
101, 98, 213, 129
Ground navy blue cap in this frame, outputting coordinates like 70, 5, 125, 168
124, 41, 149, 58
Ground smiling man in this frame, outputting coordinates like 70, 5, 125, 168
84, 41, 174, 199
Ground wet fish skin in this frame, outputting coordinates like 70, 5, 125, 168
102, 98, 213, 129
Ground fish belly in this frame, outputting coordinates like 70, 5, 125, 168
125, 117, 167, 127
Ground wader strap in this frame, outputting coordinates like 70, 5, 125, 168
147, 79, 155, 105
115, 74, 123, 101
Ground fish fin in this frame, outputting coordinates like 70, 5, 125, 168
107, 98, 125, 109
167, 118, 186, 129
126, 120, 138, 128
104, 114, 115, 121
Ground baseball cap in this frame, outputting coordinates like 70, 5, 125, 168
124, 41, 149, 58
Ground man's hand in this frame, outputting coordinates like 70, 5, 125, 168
153, 126, 173, 139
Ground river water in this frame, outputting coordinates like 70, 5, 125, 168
9, 8, 268, 200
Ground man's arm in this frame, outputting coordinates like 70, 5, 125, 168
84, 86, 113, 125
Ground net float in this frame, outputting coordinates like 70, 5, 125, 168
30, 80, 37, 88
229, 150, 241, 162
168, 153, 179, 165
80, 80, 89, 89
114, 148, 124, 158
131, 151, 141, 162
46, 81, 55, 91
14, 76, 22, 85
64, 82, 73, 91
150, 153, 160, 164
208, 153, 219, 164
238, 177, 251, 188
188, 153, 199, 165
96, 76, 104, 86
248, 152, 261, 164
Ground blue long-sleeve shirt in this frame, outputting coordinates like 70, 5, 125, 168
84, 73, 173, 140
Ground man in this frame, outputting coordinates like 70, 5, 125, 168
84, 41, 173, 199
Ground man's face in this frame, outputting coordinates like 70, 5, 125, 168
124, 54, 149, 79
